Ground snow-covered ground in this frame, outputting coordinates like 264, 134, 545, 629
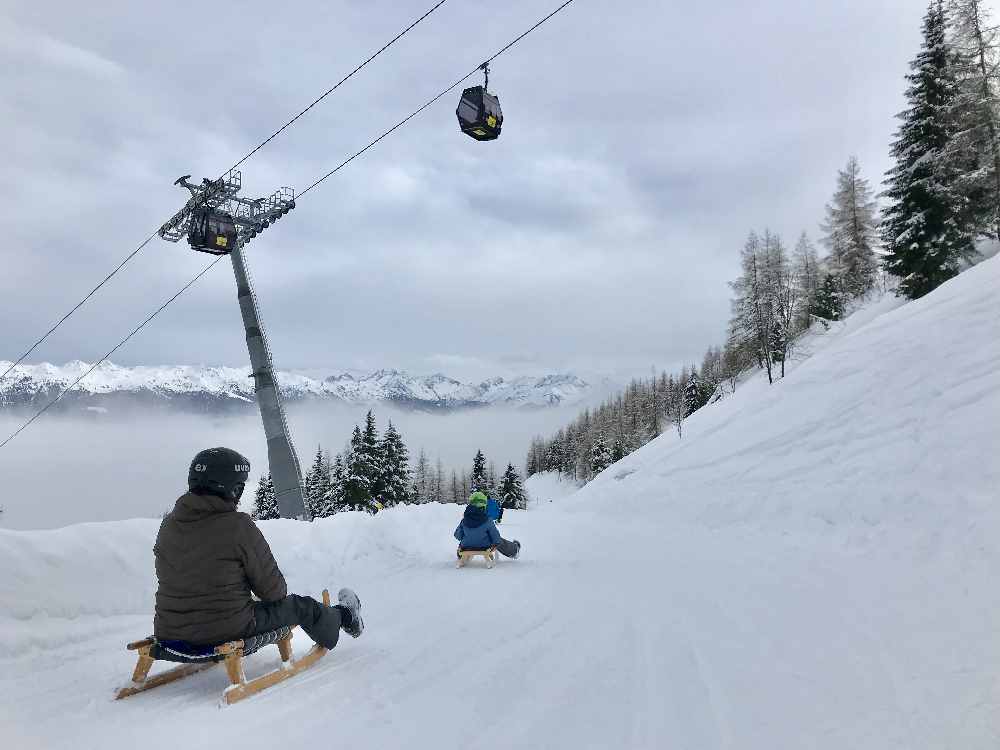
524, 469, 581, 505
1, 256, 998, 749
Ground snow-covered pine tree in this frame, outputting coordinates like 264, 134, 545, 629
721, 340, 746, 393
314, 452, 346, 517
433, 457, 445, 502
304, 445, 331, 518
343, 425, 371, 511
251, 473, 279, 520
684, 370, 704, 417
645, 385, 660, 441
499, 463, 528, 510
729, 230, 778, 384
590, 433, 613, 475
822, 156, 880, 297
792, 232, 823, 330
412, 448, 430, 504
765, 231, 797, 378
379, 421, 411, 507
946, 0, 1000, 240
449, 470, 461, 504
611, 435, 628, 462
486, 461, 498, 497
813, 273, 844, 322
470, 450, 488, 493
882, 1, 978, 299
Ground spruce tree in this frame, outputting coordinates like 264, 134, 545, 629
610, 435, 628, 462
304, 445, 331, 518
590, 434, 613, 475
813, 273, 844, 321
379, 421, 411, 507
251, 473, 279, 520
470, 450, 488, 492
882, 1, 977, 299
343, 426, 370, 511
499, 464, 528, 510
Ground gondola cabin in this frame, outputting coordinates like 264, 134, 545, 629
456, 85, 503, 141
188, 208, 238, 255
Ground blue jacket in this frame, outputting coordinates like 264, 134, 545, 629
454, 505, 501, 550
486, 498, 502, 521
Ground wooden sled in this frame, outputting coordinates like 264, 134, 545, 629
457, 546, 497, 569
116, 589, 331, 706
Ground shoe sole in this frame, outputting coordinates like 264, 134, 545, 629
337, 588, 364, 638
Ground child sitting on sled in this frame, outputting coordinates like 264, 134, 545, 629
455, 491, 520, 559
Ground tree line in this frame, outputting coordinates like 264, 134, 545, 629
252, 411, 528, 519
527, 0, 999, 486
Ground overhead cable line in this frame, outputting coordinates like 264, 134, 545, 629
0, 230, 159, 385
0, 0, 451, 385
0, 0, 578, 450
224, 0, 450, 175
298, 0, 577, 199
0, 257, 225, 450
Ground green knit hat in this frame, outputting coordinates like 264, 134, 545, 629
469, 491, 488, 508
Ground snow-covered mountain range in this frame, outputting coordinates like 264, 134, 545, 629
0, 361, 591, 412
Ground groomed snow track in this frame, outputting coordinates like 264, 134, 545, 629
1, 257, 998, 749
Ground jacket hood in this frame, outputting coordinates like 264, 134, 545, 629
462, 504, 488, 529
171, 491, 239, 523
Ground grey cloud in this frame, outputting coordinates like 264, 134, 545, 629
0, 0, 935, 382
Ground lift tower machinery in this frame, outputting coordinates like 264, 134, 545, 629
158, 171, 308, 520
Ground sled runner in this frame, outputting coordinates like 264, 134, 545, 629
457, 546, 497, 569
116, 589, 331, 705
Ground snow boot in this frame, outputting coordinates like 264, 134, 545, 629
337, 588, 364, 638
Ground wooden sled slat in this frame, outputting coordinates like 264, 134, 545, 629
115, 661, 217, 699
457, 547, 497, 568
222, 643, 328, 705
116, 589, 332, 705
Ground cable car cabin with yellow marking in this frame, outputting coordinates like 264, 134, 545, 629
188, 208, 238, 255
456, 85, 503, 142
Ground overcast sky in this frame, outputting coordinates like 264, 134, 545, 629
0, 0, 962, 382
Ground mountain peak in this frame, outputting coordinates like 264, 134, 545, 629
0, 363, 592, 413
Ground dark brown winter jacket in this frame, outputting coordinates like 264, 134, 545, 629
153, 491, 287, 645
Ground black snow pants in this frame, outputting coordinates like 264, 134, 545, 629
496, 538, 519, 558
247, 594, 344, 650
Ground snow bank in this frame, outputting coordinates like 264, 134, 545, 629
524, 470, 581, 505
0, 503, 464, 644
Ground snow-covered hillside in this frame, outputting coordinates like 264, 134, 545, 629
1, 257, 998, 749
0, 363, 590, 412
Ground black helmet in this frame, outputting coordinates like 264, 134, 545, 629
188, 447, 250, 502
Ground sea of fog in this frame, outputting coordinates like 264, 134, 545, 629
0, 402, 582, 529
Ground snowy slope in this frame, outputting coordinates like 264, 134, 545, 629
0, 363, 591, 411
1, 257, 998, 749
